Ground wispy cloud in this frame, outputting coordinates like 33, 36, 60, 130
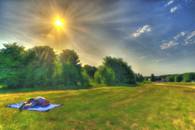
132, 25, 152, 38
166, 0, 174, 7
161, 32, 185, 50
185, 31, 195, 45
170, 6, 179, 13
174, 32, 186, 40
165, 0, 181, 14
161, 30, 195, 50
186, 31, 195, 40
160, 41, 178, 50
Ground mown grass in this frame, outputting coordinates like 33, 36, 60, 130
1, 83, 195, 130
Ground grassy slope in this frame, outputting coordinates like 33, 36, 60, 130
1, 84, 195, 130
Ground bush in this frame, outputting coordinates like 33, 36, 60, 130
60, 50, 89, 87
166, 75, 175, 82
0, 43, 138, 89
183, 73, 193, 82
95, 57, 136, 85
175, 75, 183, 82
94, 66, 115, 85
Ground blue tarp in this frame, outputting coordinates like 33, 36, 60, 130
7, 102, 61, 112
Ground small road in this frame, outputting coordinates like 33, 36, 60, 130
154, 82, 195, 89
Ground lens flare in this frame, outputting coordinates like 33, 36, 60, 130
55, 19, 63, 27
53, 17, 66, 30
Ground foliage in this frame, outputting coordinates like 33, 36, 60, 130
175, 75, 183, 82
0, 43, 139, 88
0, 43, 26, 88
182, 73, 195, 82
150, 74, 156, 82
166, 75, 175, 82
59, 50, 88, 87
95, 57, 136, 85
136, 73, 144, 82
152, 73, 195, 83
83, 65, 97, 79
94, 66, 115, 85
23, 46, 56, 87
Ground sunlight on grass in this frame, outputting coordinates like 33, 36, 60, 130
1, 83, 195, 129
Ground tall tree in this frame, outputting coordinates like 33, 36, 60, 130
166, 75, 175, 82
24, 46, 56, 87
104, 57, 135, 84
136, 73, 144, 82
94, 66, 115, 85
175, 75, 183, 82
183, 73, 193, 82
95, 56, 135, 85
0, 43, 26, 88
83, 65, 97, 79
59, 50, 86, 87
150, 74, 156, 82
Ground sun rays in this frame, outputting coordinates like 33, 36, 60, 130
53, 16, 69, 32
54, 18, 64, 28
0, 0, 132, 66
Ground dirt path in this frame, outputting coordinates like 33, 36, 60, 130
154, 82, 195, 89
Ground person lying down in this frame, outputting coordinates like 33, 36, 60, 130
19, 96, 49, 111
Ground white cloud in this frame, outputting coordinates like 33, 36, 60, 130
185, 31, 195, 45
170, 6, 179, 13
160, 41, 178, 50
186, 31, 195, 40
174, 32, 186, 40
132, 25, 152, 38
166, 0, 174, 6
161, 30, 195, 50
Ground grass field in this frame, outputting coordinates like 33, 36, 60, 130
1, 83, 195, 130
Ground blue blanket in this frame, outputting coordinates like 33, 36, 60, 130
7, 102, 61, 112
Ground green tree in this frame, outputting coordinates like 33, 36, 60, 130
183, 73, 193, 82
136, 73, 144, 82
0, 43, 26, 88
94, 66, 115, 85
60, 50, 80, 65
175, 75, 183, 82
0, 43, 142, 88
59, 50, 87, 87
23, 46, 56, 87
95, 57, 135, 85
150, 74, 156, 82
166, 75, 175, 82
83, 65, 97, 79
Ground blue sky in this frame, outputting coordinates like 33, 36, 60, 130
0, 0, 195, 75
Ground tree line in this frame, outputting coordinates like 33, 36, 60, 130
150, 73, 195, 82
0, 43, 144, 89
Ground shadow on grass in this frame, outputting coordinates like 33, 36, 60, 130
183, 89, 195, 93
0, 83, 139, 94
0, 85, 92, 94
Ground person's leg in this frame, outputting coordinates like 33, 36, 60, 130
41, 100, 50, 107
36, 97, 50, 107
22, 103, 33, 109
19, 102, 26, 111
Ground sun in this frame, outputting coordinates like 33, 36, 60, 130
53, 16, 67, 30
55, 19, 63, 27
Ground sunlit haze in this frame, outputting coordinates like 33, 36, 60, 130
55, 18, 64, 28
0, 0, 195, 75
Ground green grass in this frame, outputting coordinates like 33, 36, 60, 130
1, 83, 195, 130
